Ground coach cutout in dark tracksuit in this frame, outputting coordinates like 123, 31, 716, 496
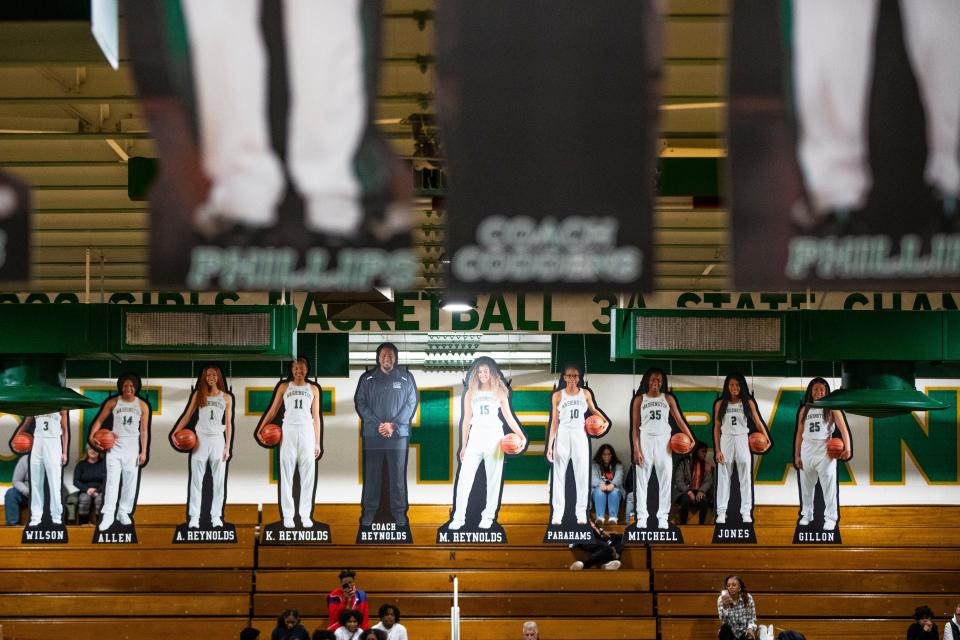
355, 343, 418, 527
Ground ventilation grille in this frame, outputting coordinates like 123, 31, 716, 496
125, 312, 271, 347
635, 316, 781, 353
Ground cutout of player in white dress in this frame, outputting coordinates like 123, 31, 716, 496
171, 365, 237, 543
625, 368, 693, 545
256, 357, 329, 544
793, 377, 852, 545
437, 357, 527, 544
12, 410, 69, 544
89, 373, 152, 544
712, 373, 771, 545
543, 363, 609, 544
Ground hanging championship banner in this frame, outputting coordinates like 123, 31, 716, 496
437, 0, 659, 293
437, 357, 528, 544
0, 171, 30, 283
126, 0, 415, 291
730, 0, 960, 289
792, 378, 852, 545
88, 373, 152, 544
543, 363, 609, 545
10, 412, 69, 544
255, 357, 330, 545
711, 374, 772, 545
170, 365, 237, 544
354, 343, 418, 544
625, 368, 693, 545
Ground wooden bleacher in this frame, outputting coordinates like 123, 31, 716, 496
0, 504, 956, 639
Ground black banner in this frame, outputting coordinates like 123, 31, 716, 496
438, 0, 659, 293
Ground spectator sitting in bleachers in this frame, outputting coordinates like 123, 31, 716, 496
944, 602, 960, 640
361, 630, 386, 640
672, 440, 714, 525
522, 621, 540, 640
372, 604, 407, 640
311, 631, 336, 640
334, 609, 364, 640
908, 605, 939, 640
73, 446, 106, 524
3, 455, 28, 525
569, 519, 623, 570
241, 628, 261, 640
591, 444, 624, 524
273, 608, 310, 640
718, 575, 757, 640
327, 570, 369, 631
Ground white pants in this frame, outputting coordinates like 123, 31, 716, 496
636, 431, 672, 522
181, 0, 367, 234
799, 440, 838, 522
793, 0, 960, 212
189, 433, 226, 520
29, 437, 62, 522
102, 438, 140, 520
279, 424, 316, 521
716, 433, 752, 519
452, 426, 504, 523
551, 426, 589, 522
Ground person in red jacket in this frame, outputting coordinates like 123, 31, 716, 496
327, 570, 369, 631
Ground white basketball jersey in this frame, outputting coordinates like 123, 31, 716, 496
470, 390, 501, 429
196, 392, 226, 436
803, 407, 830, 441
557, 389, 588, 430
112, 397, 142, 438
283, 383, 313, 426
640, 394, 671, 437
721, 401, 748, 436
34, 412, 62, 439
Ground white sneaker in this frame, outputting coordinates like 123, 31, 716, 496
98, 517, 114, 531
211, 517, 223, 528
569, 561, 584, 571
305, 195, 363, 238
715, 514, 727, 524
52, 518, 62, 525
742, 515, 753, 524
448, 520, 465, 531
282, 518, 295, 529
188, 518, 200, 529
28, 519, 41, 527
607, 517, 619, 524
602, 560, 621, 570
823, 519, 837, 531
478, 518, 494, 529
575, 519, 587, 525
117, 512, 132, 526
798, 516, 811, 526
657, 518, 669, 530
300, 518, 313, 529
551, 519, 562, 526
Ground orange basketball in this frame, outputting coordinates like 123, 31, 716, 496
92, 429, 116, 451
670, 432, 694, 454
500, 433, 524, 454
584, 415, 606, 436
173, 429, 197, 451
826, 438, 844, 459
11, 432, 33, 454
259, 423, 282, 447
748, 432, 769, 454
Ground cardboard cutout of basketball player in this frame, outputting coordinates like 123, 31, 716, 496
10, 411, 70, 544
625, 368, 693, 546
125, 0, 415, 291
437, 357, 527, 544
0, 170, 30, 282
793, 377, 852, 545
355, 343, 418, 544
88, 373, 152, 544
255, 357, 329, 544
729, 0, 960, 290
543, 363, 610, 544
170, 364, 237, 544
711, 374, 772, 545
